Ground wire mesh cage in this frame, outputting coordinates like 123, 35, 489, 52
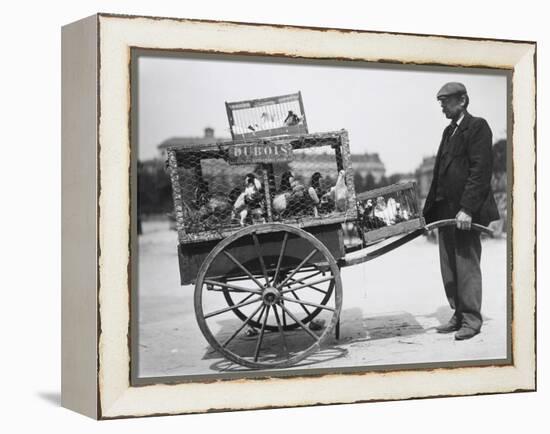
166, 130, 357, 244
226, 92, 308, 142
356, 181, 425, 244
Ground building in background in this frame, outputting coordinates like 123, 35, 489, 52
157, 127, 386, 183
157, 127, 228, 160
415, 155, 436, 200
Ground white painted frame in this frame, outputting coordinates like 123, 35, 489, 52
61, 13, 536, 419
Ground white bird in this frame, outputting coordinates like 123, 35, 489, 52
327, 170, 349, 212
272, 171, 294, 214
386, 197, 398, 224
374, 196, 394, 225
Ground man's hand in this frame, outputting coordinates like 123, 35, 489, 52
456, 209, 472, 230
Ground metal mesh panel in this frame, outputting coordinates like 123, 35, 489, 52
271, 146, 347, 222
174, 151, 258, 233
226, 92, 308, 141
167, 131, 356, 244
356, 182, 424, 243
231, 100, 304, 136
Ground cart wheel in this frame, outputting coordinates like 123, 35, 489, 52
221, 268, 335, 331
194, 223, 342, 369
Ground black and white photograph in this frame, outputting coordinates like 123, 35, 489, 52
132, 52, 510, 382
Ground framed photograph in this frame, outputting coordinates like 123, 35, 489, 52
61, 13, 536, 419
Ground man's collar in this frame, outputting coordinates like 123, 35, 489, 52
454, 112, 465, 126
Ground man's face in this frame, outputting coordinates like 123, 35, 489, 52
438, 94, 465, 120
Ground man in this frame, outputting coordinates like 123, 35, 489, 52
423, 82, 500, 340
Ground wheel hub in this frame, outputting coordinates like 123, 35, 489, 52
262, 287, 281, 306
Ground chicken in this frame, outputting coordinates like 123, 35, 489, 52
197, 195, 233, 223
374, 196, 394, 225
272, 171, 293, 215
193, 181, 232, 226
386, 197, 398, 224
326, 170, 349, 212
272, 171, 319, 217
307, 172, 324, 217
233, 173, 265, 226
393, 202, 408, 223
361, 198, 386, 229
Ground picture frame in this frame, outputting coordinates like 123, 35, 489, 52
61, 13, 536, 419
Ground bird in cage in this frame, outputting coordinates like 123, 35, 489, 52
311, 172, 336, 215
272, 171, 319, 217
260, 111, 279, 129
194, 180, 233, 226
324, 170, 349, 212
233, 173, 266, 226
373, 196, 395, 226
393, 202, 408, 223
307, 172, 325, 217
386, 197, 398, 225
361, 198, 386, 229
283, 110, 302, 127
271, 171, 292, 215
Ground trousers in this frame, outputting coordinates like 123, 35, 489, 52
436, 201, 483, 331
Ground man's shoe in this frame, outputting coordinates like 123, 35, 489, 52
436, 322, 460, 333
454, 327, 480, 340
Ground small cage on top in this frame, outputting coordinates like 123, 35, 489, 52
226, 92, 308, 142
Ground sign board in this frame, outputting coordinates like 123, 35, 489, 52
227, 142, 294, 165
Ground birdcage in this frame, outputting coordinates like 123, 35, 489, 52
165, 129, 358, 246
356, 181, 424, 244
226, 92, 308, 142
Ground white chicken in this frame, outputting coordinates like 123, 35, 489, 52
373, 196, 394, 226
326, 170, 349, 212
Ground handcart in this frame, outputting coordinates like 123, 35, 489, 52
165, 92, 492, 369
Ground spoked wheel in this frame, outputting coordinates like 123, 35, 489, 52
194, 223, 343, 369
221, 264, 336, 331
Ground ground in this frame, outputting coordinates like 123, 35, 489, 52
136, 219, 508, 379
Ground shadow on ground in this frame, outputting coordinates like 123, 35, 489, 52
201, 307, 440, 371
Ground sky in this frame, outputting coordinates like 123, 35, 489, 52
136, 53, 508, 175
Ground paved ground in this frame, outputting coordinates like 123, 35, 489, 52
136, 219, 508, 379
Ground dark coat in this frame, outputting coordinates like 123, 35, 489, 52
423, 112, 500, 226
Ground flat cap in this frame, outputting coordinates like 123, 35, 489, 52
437, 82, 467, 98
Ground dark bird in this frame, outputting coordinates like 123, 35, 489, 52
361, 198, 386, 229
194, 180, 232, 225
307, 172, 324, 217
233, 173, 265, 226
283, 110, 301, 127
272, 171, 319, 217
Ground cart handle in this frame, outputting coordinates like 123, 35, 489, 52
424, 219, 494, 237
340, 219, 493, 268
